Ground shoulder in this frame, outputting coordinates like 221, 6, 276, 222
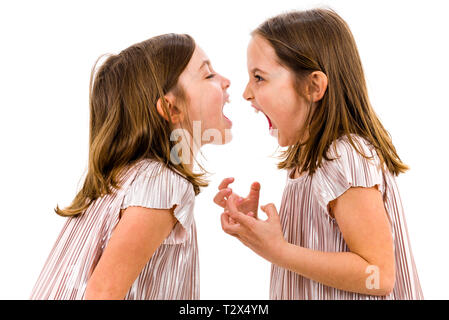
312, 134, 385, 218
320, 133, 385, 181
311, 134, 386, 219
122, 159, 195, 211
132, 159, 194, 193
326, 133, 377, 161
129, 159, 195, 245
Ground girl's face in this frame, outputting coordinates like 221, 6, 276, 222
176, 45, 232, 146
243, 35, 310, 147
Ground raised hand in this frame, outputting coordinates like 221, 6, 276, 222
220, 194, 286, 264
213, 177, 260, 218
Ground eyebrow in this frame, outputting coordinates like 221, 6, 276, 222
199, 60, 211, 70
250, 67, 267, 74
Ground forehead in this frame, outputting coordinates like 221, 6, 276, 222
178, 45, 210, 87
247, 35, 279, 71
185, 45, 210, 72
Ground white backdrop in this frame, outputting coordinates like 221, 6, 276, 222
1, 0, 448, 299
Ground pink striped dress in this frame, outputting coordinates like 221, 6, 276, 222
30, 159, 199, 300
270, 134, 424, 299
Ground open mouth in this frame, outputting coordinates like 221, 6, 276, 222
252, 104, 273, 129
222, 98, 232, 124
264, 113, 272, 129
223, 112, 232, 122
252, 104, 278, 138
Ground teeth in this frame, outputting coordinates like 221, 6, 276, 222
254, 108, 260, 113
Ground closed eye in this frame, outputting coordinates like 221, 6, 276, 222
206, 73, 216, 79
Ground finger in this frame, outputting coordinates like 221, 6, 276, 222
213, 188, 233, 208
226, 195, 255, 228
226, 193, 240, 213
261, 203, 279, 221
247, 181, 261, 199
218, 177, 235, 190
222, 208, 236, 225
223, 209, 237, 225
220, 212, 242, 235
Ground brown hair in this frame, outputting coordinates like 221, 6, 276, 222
253, 8, 409, 176
56, 33, 208, 217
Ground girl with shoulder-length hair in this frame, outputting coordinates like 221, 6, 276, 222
214, 8, 423, 300
31, 33, 232, 299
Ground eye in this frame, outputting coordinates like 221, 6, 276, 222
206, 73, 216, 79
254, 74, 264, 82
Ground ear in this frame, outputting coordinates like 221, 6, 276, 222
308, 71, 328, 102
156, 92, 183, 124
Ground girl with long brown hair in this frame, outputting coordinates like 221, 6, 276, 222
31, 33, 232, 299
214, 8, 423, 299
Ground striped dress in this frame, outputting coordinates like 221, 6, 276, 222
270, 134, 424, 299
30, 159, 199, 300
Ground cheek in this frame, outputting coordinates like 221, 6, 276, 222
254, 87, 276, 116
198, 86, 223, 126
273, 85, 306, 136
281, 99, 309, 144
257, 84, 293, 122
206, 84, 223, 110
187, 86, 221, 117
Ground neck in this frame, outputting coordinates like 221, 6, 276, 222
170, 122, 208, 172
176, 133, 202, 172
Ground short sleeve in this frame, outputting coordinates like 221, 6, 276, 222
120, 160, 195, 245
312, 135, 386, 219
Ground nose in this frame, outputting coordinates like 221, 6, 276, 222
243, 82, 253, 101
222, 75, 230, 90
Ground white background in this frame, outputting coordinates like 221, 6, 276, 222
0, 0, 448, 299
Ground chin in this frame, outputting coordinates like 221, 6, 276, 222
278, 141, 288, 147
276, 133, 285, 147
277, 136, 294, 148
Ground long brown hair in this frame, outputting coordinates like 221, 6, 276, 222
253, 8, 409, 176
56, 33, 208, 217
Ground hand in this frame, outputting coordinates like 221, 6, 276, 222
213, 177, 260, 219
220, 194, 287, 264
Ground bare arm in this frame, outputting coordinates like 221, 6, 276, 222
84, 206, 177, 299
222, 186, 396, 296
274, 186, 395, 295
